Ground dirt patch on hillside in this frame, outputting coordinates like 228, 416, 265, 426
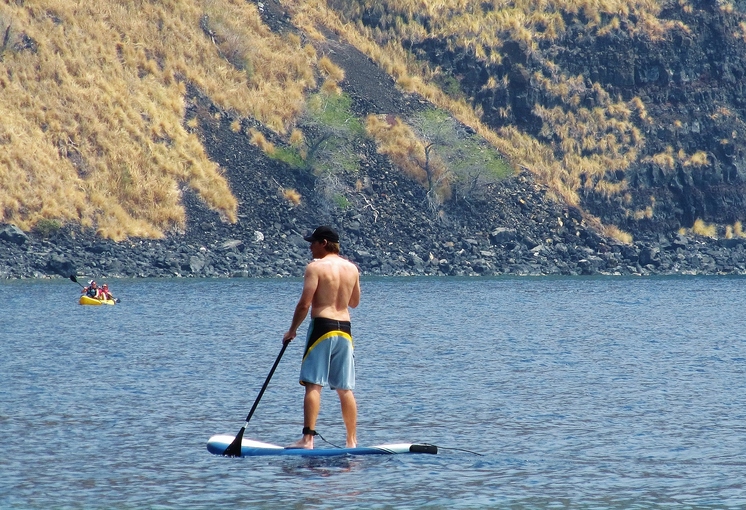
316, 35, 416, 116
253, 0, 422, 117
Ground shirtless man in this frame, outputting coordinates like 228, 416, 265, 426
283, 225, 361, 449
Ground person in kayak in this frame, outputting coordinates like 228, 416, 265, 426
82, 280, 100, 299
283, 225, 361, 449
100, 283, 114, 301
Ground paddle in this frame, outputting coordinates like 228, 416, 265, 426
222, 340, 290, 457
69, 274, 120, 303
69, 274, 85, 288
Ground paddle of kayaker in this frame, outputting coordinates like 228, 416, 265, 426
283, 225, 361, 449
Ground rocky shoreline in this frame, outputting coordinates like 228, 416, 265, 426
3, 168, 746, 280
5, 97, 746, 280
3, 222, 746, 281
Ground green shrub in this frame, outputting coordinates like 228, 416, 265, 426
270, 147, 307, 169
34, 219, 62, 237
301, 92, 364, 175
413, 108, 512, 188
436, 75, 463, 99
333, 193, 350, 209
306, 92, 364, 135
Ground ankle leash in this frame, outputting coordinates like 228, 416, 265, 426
302, 427, 342, 448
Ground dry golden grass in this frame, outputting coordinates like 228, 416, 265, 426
683, 150, 709, 167
733, 221, 746, 237
289, 128, 305, 147
724, 222, 746, 239
318, 55, 345, 81
282, 188, 302, 205
248, 128, 276, 155
693, 220, 746, 240
0, 0, 321, 239
321, 78, 343, 95
604, 224, 633, 244
365, 114, 451, 198
645, 146, 676, 171
692, 218, 718, 238
628, 197, 654, 220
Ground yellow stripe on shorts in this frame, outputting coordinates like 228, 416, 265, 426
303, 331, 353, 361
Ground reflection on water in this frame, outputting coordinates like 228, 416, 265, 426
1, 276, 745, 508
281, 456, 361, 476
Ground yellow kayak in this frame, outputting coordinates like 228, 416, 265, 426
79, 295, 116, 306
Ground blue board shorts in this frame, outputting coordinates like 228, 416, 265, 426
299, 317, 355, 390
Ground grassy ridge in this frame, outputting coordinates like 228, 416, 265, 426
3, 0, 508, 240
0, 0, 318, 240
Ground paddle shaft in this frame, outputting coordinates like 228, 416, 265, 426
223, 340, 290, 456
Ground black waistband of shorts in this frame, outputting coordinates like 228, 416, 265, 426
311, 317, 351, 335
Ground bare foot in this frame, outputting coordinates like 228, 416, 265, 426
345, 434, 357, 449
286, 437, 314, 449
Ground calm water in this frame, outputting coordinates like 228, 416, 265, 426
1, 276, 745, 509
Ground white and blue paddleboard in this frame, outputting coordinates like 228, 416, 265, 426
207, 434, 438, 457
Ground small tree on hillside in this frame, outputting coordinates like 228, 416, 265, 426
410, 109, 511, 204
413, 138, 452, 213
366, 114, 451, 214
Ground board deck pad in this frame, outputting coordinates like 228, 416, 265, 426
207, 434, 438, 457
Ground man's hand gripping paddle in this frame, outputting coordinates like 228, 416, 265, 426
222, 340, 290, 457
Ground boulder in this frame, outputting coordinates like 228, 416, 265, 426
46, 254, 75, 277
489, 227, 518, 245
0, 224, 28, 245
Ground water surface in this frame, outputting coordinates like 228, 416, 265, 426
1, 276, 745, 508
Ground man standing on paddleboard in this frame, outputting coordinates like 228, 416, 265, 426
283, 225, 361, 449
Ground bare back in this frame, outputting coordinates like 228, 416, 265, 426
306, 254, 360, 321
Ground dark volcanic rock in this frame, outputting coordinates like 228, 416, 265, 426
0, 225, 28, 245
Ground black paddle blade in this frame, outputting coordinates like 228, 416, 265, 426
222, 427, 245, 457
69, 274, 78, 283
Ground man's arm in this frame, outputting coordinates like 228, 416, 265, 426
283, 264, 319, 342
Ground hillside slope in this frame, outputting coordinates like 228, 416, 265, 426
2, 0, 746, 278
313, 0, 746, 237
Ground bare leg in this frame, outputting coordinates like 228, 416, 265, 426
337, 389, 357, 448
288, 384, 321, 449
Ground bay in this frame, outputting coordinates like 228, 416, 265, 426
1, 276, 745, 509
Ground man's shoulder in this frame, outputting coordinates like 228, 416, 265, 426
307, 254, 358, 271
336, 255, 359, 272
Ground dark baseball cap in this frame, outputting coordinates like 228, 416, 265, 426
303, 225, 339, 243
